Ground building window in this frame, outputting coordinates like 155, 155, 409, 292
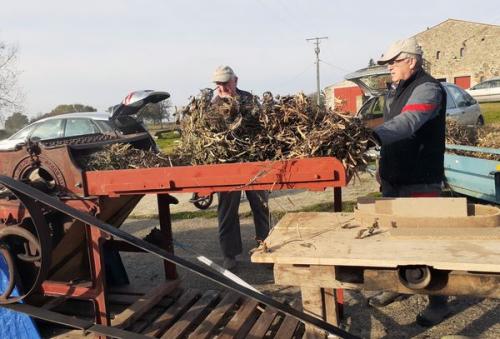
460, 47, 465, 57
436, 51, 441, 59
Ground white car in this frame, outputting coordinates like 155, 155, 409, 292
467, 77, 500, 103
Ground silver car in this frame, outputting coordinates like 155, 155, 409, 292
0, 90, 168, 151
345, 66, 485, 127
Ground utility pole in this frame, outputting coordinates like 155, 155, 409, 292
306, 36, 328, 106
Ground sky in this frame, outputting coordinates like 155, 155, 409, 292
1, 0, 499, 118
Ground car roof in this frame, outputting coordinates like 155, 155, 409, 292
36, 111, 111, 123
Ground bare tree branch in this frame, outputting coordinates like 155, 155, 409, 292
0, 39, 24, 118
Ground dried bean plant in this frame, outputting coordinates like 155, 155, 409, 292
446, 120, 500, 160
174, 91, 374, 178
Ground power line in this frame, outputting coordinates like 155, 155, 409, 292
306, 36, 328, 106
320, 60, 349, 73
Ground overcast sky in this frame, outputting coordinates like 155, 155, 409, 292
1, 0, 499, 117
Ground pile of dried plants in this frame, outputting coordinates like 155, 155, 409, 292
174, 91, 373, 178
446, 120, 500, 160
80, 143, 172, 171
81, 91, 500, 173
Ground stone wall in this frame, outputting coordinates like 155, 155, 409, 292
414, 19, 500, 86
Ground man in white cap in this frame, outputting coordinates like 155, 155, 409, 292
211, 65, 270, 271
368, 38, 450, 326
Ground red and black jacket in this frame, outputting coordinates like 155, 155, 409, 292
374, 69, 446, 185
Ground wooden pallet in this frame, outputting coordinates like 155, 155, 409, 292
42, 280, 304, 338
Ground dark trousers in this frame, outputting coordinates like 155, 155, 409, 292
217, 190, 270, 258
381, 180, 442, 198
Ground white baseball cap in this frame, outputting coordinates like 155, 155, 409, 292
212, 65, 236, 83
377, 37, 422, 65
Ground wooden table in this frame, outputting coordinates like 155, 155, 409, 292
250, 212, 500, 338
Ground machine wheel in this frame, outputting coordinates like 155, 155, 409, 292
398, 265, 432, 290
0, 180, 52, 304
190, 193, 214, 210
0, 244, 16, 302
476, 115, 485, 126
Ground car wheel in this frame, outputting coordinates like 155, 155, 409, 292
476, 116, 485, 126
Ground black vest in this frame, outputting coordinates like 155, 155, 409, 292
380, 70, 446, 185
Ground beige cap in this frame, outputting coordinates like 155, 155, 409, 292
212, 65, 236, 83
377, 37, 422, 65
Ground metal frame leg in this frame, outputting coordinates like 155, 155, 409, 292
157, 194, 177, 280
86, 225, 109, 326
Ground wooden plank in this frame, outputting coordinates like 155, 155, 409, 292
390, 227, 500, 240
274, 316, 300, 339
274, 300, 301, 339
218, 298, 259, 339
127, 291, 183, 333
322, 289, 338, 326
111, 280, 180, 328
374, 198, 468, 217
300, 287, 326, 339
246, 306, 278, 338
355, 208, 500, 228
161, 290, 220, 339
274, 264, 362, 289
364, 269, 500, 298
250, 212, 500, 273
127, 307, 165, 333
188, 293, 240, 339
142, 289, 200, 337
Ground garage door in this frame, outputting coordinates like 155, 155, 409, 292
454, 76, 471, 89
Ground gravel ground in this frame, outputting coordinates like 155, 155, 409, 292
44, 173, 500, 338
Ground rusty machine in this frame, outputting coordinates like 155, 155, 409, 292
0, 92, 356, 338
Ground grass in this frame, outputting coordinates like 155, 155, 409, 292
479, 102, 500, 124
155, 131, 181, 154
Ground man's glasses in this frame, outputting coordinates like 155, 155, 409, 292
387, 58, 408, 66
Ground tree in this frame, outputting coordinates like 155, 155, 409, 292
138, 103, 162, 125
368, 58, 376, 67
48, 104, 97, 116
5, 112, 29, 132
0, 39, 23, 117
138, 99, 172, 127
31, 104, 98, 122
159, 99, 172, 125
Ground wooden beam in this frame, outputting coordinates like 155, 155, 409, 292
274, 264, 362, 289
364, 269, 500, 298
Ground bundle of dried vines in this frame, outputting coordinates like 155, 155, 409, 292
477, 123, 500, 149
80, 143, 172, 171
446, 120, 500, 160
445, 120, 478, 145
174, 91, 373, 178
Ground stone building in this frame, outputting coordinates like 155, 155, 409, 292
325, 19, 500, 113
414, 19, 500, 88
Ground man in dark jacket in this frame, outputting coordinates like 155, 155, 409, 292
211, 65, 270, 271
368, 38, 450, 326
